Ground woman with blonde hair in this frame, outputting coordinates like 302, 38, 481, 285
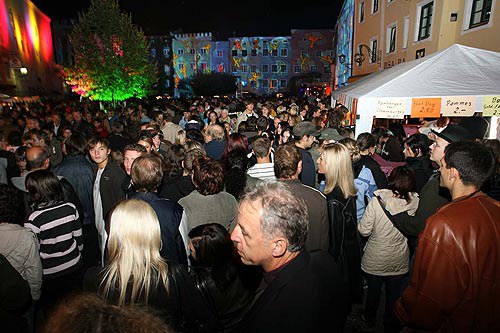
317, 142, 363, 309
84, 199, 216, 332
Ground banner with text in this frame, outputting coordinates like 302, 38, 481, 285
483, 96, 500, 116
442, 96, 475, 116
410, 98, 441, 118
375, 98, 406, 119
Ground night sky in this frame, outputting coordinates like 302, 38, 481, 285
31, 0, 343, 39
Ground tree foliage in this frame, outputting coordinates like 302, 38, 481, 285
190, 72, 237, 96
64, 0, 157, 102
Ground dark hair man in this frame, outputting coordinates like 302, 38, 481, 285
395, 141, 500, 332
87, 137, 126, 261
231, 181, 349, 332
275, 143, 329, 251
129, 155, 187, 265
247, 137, 275, 181
293, 121, 320, 188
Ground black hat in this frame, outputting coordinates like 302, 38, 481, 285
432, 124, 473, 143
458, 117, 489, 140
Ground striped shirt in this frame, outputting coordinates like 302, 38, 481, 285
247, 162, 276, 181
25, 202, 83, 279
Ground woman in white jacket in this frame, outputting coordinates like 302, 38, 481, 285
358, 166, 419, 332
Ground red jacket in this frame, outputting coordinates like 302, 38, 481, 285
395, 192, 500, 332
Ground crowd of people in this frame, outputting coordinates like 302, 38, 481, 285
0, 94, 499, 333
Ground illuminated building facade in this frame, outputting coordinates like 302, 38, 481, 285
0, 0, 62, 96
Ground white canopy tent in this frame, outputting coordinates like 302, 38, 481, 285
333, 44, 500, 138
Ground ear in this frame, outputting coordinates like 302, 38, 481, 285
43, 158, 50, 169
297, 160, 303, 175
271, 238, 288, 257
449, 167, 460, 182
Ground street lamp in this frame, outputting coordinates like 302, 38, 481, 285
20, 67, 28, 75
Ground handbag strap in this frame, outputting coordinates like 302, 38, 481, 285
374, 195, 408, 236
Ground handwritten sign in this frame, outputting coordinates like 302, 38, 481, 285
411, 98, 441, 118
483, 96, 500, 116
375, 98, 406, 119
442, 96, 475, 116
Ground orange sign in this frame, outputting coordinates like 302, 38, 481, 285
411, 98, 441, 118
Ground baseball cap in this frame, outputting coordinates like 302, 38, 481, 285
319, 127, 344, 141
432, 124, 473, 143
293, 121, 320, 138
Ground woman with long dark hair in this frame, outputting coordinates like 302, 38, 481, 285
24, 170, 83, 314
188, 223, 256, 332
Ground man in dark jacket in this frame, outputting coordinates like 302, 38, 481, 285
54, 134, 98, 268
88, 137, 126, 262
275, 143, 329, 251
293, 121, 319, 188
231, 181, 349, 333
129, 155, 187, 266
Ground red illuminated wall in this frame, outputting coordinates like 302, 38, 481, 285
0, 0, 61, 96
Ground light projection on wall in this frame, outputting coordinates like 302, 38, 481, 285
0, 0, 54, 64
335, 0, 354, 87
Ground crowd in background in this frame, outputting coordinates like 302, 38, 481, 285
0, 94, 499, 333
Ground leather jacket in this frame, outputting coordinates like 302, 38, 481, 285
395, 192, 500, 332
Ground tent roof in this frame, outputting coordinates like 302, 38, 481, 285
333, 44, 500, 99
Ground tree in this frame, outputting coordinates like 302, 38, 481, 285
63, 0, 157, 102
190, 72, 237, 97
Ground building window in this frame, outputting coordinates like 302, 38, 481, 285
316, 50, 322, 57
370, 39, 378, 63
201, 63, 207, 71
232, 50, 238, 56
280, 49, 288, 57
251, 49, 257, 56
403, 16, 410, 48
178, 63, 184, 70
262, 64, 269, 72
200, 48, 207, 55
280, 64, 287, 72
280, 79, 287, 87
190, 48, 196, 54
301, 50, 307, 58
271, 64, 278, 73
262, 80, 269, 88
418, 1, 433, 41
263, 49, 269, 56
372, 0, 379, 13
387, 24, 397, 53
163, 47, 169, 57
323, 66, 331, 73
359, 1, 365, 23
294, 65, 301, 73
470, 0, 492, 27
251, 81, 257, 88
177, 49, 184, 55
271, 49, 278, 56
270, 79, 278, 88
190, 62, 195, 69
151, 48, 156, 57
251, 65, 257, 72
217, 50, 223, 57
310, 65, 317, 72
242, 49, 248, 57
164, 65, 170, 74
241, 65, 248, 72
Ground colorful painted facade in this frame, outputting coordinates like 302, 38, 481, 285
334, 0, 354, 88
228, 36, 291, 95
290, 29, 335, 85
147, 35, 174, 95
0, 0, 61, 96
